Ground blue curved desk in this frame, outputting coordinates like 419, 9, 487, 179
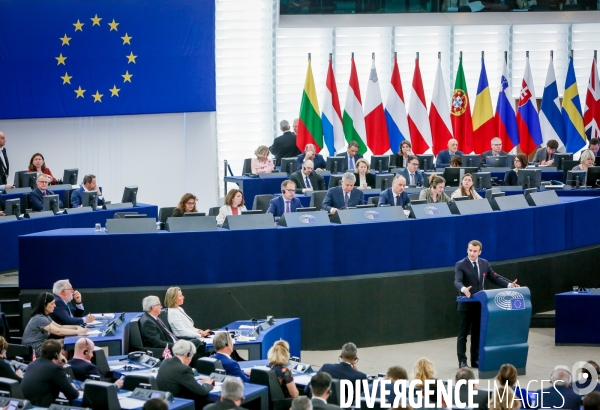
18, 197, 600, 290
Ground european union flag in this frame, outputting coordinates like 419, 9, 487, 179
0, 0, 215, 119
511, 298, 525, 310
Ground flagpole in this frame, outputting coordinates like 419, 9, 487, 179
482, 51, 484, 59
329, 53, 332, 62
352, 52, 354, 59
438, 51, 441, 60
504, 51, 507, 64
550, 50, 553, 61
570, 49, 573, 59
372, 52, 375, 61
460, 51, 462, 60
595, 50, 597, 62
308, 53, 311, 61
416, 52, 419, 61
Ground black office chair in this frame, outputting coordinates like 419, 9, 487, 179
0, 377, 24, 399
128, 316, 164, 358
252, 194, 273, 212
249, 368, 293, 410
242, 158, 252, 174
367, 196, 380, 206
158, 207, 175, 230
122, 374, 158, 391
208, 206, 220, 217
328, 378, 341, 406
82, 381, 121, 410
309, 191, 328, 211
91, 347, 111, 379
195, 357, 224, 375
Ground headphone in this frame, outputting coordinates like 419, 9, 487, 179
83, 338, 90, 356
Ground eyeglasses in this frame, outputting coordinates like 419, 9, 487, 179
409, 162, 419, 166
186, 201, 196, 206
38, 180, 49, 184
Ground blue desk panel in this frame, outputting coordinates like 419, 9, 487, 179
555, 292, 600, 345
73, 392, 194, 410
18, 197, 600, 290
64, 312, 139, 356
0, 203, 157, 272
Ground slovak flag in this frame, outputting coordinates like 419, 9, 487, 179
162, 345, 172, 359
516, 57, 543, 155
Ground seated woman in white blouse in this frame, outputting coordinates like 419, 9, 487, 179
164, 287, 210, 339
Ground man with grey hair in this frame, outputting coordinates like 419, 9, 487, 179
378, 174, 410, 207
140, 295, 179, 351
536, 365, 582, 410
205, 376, 246, 410
338, 141, 363, 171
213, 332, 250, 382
293, 118, 299, 134
292, 397, 312, 410
270, 119, 300, 166
319, 342, 367, 383
321, 172, 364, 214
157, 340, 213, 408
481, 137, 508, 165
49, 279, 95, 325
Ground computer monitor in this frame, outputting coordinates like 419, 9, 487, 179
472, 172, 492, 190
296, 207, 317, 212
183, 212, 207, 217
14, 171, 37, 189
328, 175, 343, 189
461, 154, 481, 168
356, 204, 376, 208
562, 160, 581, 183
442, 167, 478, 187
280, 158, 297, 176
62, 168, 79, 185
114, 212, 138, 219
81, 190, 98, 211
4, 199, 20, 217
43, 194, 60, 214
566, 170, 587, 188
595, 156, 600, 167
370, 155, 390, 174
411, 199, 426, 205
517, 169, 542, 189
123, 214, 148, 219
241, 210, 265, 215
326, 157, 345, 174
453, 196, 469, 202
491, 192, 506, 199
585, 166, 600, 188
121, 186, 138, 206
416, 155, 434, 171
375, 174, 394, 190
554, 153, 573, 171
485, 156, 508, 168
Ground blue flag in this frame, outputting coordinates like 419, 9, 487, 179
562, 57, 586, 152
0, 0, 215, 119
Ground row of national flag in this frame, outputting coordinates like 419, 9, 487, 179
296, 53, 600, 157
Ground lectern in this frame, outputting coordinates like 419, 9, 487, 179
457, 287, 532, 378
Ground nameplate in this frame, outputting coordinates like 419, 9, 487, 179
491, 194, 530, 211
64, 206, 94, 214
360, 188, 381, 195
410, 203, 452, 219
166, 216, 217, 232
50, 184, 75, 191
222, 214, 275, 230
526, 190, 560, 206
278, 211, 330, 227
104, 202, 134, 210
0, 215, 18, 223
448, 199, 494, 215
105, 218, 157, 234
258, 173, 285, 179
25, 210, 55, 219
330, 207, 407, 224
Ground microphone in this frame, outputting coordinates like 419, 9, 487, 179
228, 291, 257, 325
492, 271, 513, 284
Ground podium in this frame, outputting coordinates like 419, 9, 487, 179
457, 287, 532, 378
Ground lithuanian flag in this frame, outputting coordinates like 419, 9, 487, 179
297, 58, 323, 151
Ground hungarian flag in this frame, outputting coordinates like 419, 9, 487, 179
322, 57, 345, 156
407, 57, 432, 154
343, 57, 368, 154
364, 58, 390, 155
162, 345, 172, 359
472, 57, 495, 154
297, 58, 323, 152
584, 56, 600, 140
429, 57, 453, 155
450, 57, 474, 154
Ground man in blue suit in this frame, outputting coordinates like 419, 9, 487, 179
212, 332, 250, 382
296, 143, 327, 171
379, 175, 410, 207
29, 174, 63, 212
321, 173, 364, 213
267, 180, 302, 217
399, 156, 425, 187
71, 174, 105, 208
337, 141, 363, 172
49, 279, 95, 325
536, 366, 582, 410
436, 139, 463, 168
320, 343, 367, 383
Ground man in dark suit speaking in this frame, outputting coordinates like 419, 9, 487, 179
321, 173, 364, 214
454, 240, 519, 369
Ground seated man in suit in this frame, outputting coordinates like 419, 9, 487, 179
267, 180, 302, 217
481, 137, 508, 165
533, 139, 559, 165
399, 156, 425, 187
71, 174, 105, 208
379, 175, 410, 207
435, 138, 463, 168
212, 331, 250, 382
68, 337, 124, 388
29, 173, 63, 212
296, 143, 327, 171
536, 365, 582, 410
290, 160, 326, 194
49, 279, 95, 325
338, 141, 363, 172
310, 371, 341, 410
320, 342, 367, 383
204, 376, 246, 410
157, 340, 213, 410
590, 138, 600, 157
321, 173, 365, 214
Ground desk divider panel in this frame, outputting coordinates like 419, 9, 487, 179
278, 211, 330, 227
410, 203, 452, 219
0, 215, 18, 223
330, 206, 407, 224
105, 218, 157, 234
25, 211, 55, 219
491, 194, 530, 211
449, 199, 494, 215
526, 190, 560, 206
222, 214, 275, 230
166, 216, 217, 232
64, 206, 94, 214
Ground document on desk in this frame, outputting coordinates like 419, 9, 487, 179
238, 325, 257, 329
92, 313, 115, 319
86, 320, 103, 326
86, 330, 102, 336
294, 374, 313, 386
119, 397, 148, 409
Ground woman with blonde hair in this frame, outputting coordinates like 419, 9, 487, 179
495, 364, 527, 407
251, 145, 275, 174
489, 386, 520, 410
572, 149, 596, 186
164, 287, 210, 339
267, 340, 299, 398
412, 357, 435, 386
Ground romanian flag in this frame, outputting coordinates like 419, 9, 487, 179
297, 58, 323, 151
472, 57, 495, 154
451, 57, 474, 155
562, 56, 586, 153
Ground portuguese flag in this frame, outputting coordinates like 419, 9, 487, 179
450, 57, 474, 155
297, 58, 323, 151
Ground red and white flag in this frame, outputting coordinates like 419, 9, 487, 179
584, 56, 600, 140
162, 345, 172, 359
408, 57, 432, 154
429, 57, 453, 155
364, 57, 390, 155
